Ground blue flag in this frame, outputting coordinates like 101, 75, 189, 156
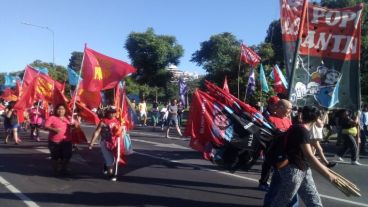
4, 74, 20, 88
67, 68, 82, 86
246, 68, 256, 97
35, 67, 49, 75
179, 78, 188, 108
259, 64, 269, 93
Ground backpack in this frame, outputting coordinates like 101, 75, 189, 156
265, 129, 290, 169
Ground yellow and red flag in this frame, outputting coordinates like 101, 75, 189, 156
82, 47, 136, 92
14, 76, 68, 111
23, 65, 64, 91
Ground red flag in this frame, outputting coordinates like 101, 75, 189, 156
22, 65, 64, 91
114, 83, 134, 131
74, 101, 100, 125
185, 89, 226, 158
240, 44, 261, 67
204, 81, 274, 131
14, 76, 68, 111
15, 80, 22, 96
273, 66, 287, 94
223, 76, 230, 93
82, 47, 137, 91
0, 88, 17, 101
73, 80, 102, 109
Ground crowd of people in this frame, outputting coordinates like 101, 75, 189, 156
131, 98, 184, 137
0, 95, 367, 193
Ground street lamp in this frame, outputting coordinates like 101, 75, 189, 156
21, 22, 55, 67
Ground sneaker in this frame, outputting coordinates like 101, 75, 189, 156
103, 164, 108, 175
326, 162, 337, 168
335, 156, 344, 162
258, 183, 270, 191
36, 137, 41, 142
110, 176, 117, 182
351, 161, 362, 166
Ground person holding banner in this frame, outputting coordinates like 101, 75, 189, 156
89, 106, 125, 181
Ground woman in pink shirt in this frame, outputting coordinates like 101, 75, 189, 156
44, 104, 76, 176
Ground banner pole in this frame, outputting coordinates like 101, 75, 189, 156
287, 0, 308, 100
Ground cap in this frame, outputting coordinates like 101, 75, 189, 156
267, 96, 280, 105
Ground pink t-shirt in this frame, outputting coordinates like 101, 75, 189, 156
29, 108, 44, 125
44, 116, 72, 143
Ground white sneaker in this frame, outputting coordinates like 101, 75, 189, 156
335, 156, 344, 162
351, 161, 362, 166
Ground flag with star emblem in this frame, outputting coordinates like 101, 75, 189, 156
82, 47, 137, 92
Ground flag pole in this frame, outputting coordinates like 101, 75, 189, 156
237, 45, 243, 99
115, 81, 126, 177
71, 43, 87, 122
287, 0, 308, 99
243, 67, 252, 102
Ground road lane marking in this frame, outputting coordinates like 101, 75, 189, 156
134, 151, 368, 207
132, 139, 190, 150
0, 176, 40, 207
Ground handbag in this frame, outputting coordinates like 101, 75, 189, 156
123, 133, 134, 155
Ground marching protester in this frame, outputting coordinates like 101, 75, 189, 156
151, 101, 160, 131
177, 100, 184, 126
263, 99, 298, 207
335, 109, 361, 165
310, 110, 336, 168
160, 101, 169, 131
3, 101, 21, 144
28, 101, 45, 142
138, 99, 147, 126
89, 106, 126, 181
271, 106, 337, 207
44, 103, 77, 176
165, 99, 183, 138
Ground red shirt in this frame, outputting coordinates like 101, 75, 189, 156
45, 116, 72, 143
269, 116, 292, 132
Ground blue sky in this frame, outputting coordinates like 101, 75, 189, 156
0, 0, 280, 75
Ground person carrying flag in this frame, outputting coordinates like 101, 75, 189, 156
44, 103, 78, 176
89, 106, 126, 181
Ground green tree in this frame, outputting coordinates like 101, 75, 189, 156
125, 28, 184, 90
68, 51, 83, 71
191, 32, 247, 97
264, 20, 284, 67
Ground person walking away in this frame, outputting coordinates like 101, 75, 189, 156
138, 99, 147, 126
160, 102, 169, 131
151, 101, 160, 131
335, 109, 361, 165
166, 99, 183, 138
177, 100, 184, 126
44, 104, 76, 176
3, 101, 21, 144
89, 106, 126, 181
310, 110, 336, 168
271, 106, 337, 207
359, 104, 368, 155
29, 102, 45, 142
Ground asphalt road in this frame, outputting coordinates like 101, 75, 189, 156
0, 125, 367, 207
